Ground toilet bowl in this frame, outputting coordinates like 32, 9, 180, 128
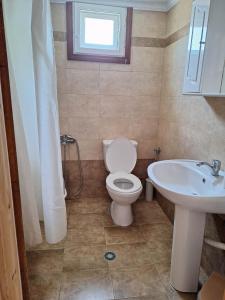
103, 138, 143, 226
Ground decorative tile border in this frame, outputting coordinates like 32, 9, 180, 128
164, 24, 190, 47
53, 31, 67, 42
53, 24, 189, 48
132, 24, 190, 48
131, 37, 166, 48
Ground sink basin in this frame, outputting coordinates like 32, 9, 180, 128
148, 159, 225, 214
147, 159, 225, 293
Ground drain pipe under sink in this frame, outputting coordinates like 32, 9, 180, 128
204, 238, 225, 251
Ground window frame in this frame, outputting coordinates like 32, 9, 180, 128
75, 3, 126, 55
66, 1, 133, 64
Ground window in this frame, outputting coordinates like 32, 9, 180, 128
66, 2, 133, 64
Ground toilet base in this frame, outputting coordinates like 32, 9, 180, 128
111, 201, 133, 226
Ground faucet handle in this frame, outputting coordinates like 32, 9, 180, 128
212, 159, 221, 175
212, 159, 221, 167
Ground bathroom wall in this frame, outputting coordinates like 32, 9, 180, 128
157, 0, 225, 276
51, 4, 166, 197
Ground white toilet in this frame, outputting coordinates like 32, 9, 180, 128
103, 138, 143, 226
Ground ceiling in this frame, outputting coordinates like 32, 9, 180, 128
50, 0, 179, 11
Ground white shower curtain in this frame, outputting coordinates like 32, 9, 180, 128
3, 0, 67, 246
32, 0, 67, 243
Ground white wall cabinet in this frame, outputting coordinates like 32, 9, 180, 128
183, 0, 225, 97
221, 68, 225, 94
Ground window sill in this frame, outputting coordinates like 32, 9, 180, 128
67, 52, 130, 64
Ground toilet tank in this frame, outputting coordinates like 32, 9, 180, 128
103, 139, 138, 171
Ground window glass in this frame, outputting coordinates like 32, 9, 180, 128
84, 17, 114, 46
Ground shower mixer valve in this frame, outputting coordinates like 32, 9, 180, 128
60, 134, 76, 145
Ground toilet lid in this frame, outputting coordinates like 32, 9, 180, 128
105, 138, 137, 173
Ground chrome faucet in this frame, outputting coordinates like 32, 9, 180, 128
196, 159, 221, 176
60, 134, 76, 145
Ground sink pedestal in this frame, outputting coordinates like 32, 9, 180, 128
170, 205, 206, 292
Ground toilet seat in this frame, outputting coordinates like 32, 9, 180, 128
106, 172, 142, 194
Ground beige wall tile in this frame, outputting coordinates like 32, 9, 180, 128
161, 66, 185, 98
63, 69, 100, 95
100, 95, 131, 118
163, 37, 188, 72
54, 41, 100, 71
59, 94, 100, 118
56, 67, 65, 94
133, 10, 166, 38
68, 117, 100, 140
138, 138, 158, 159
54, 42, 65, 68
130, 96, 160, 118
100, 95, 160, 119
66, 60, 100, 71
129, 117, 159, 140
100, 47, 164, 73
100, 71, 161, 97
131, 47, 164, 73
51, 3, 66, 32
68, 139, 103, 160
166, 0, 192, 36
59, 117, 69, 135
99, 117, 133, 140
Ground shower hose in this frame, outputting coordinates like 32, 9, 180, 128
60, 134, 83, 198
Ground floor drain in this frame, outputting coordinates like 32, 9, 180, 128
104, 251, 116, 261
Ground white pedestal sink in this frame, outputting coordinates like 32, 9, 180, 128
148, 160, 225, 293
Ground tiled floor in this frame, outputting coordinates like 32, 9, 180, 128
27, 197, 198, 300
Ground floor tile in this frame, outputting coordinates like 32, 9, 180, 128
155, 259, 172, 286
102, 212, 119, 227
113, 296, 168, 300
66, 199, 72, 211
166, 285, 197, 300
63, 244, 107, 271
155, 260, 197, 300
26, 197, 197, 300
147, 236, 172, 250
110, 265, 167, 299
133, 200, 161, 211
29, 273, 61, 300
69, 197, 110, 214
106, 243, 160, 270
65, 227, 106, 247
141, 223, 173, 243
60, 269, 114, 300
105, 226, 145, 245
146, 238, 172, 264
134, 204, 170, 225
68, 213, 105, 229
27, 223, 66, 251
27, 249, 64, 275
